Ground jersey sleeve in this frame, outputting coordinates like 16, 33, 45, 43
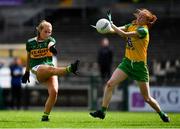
125, 23, 132, 30
137, 27, 148, 39
48, 37, 56, 48
49, 37, 56, 44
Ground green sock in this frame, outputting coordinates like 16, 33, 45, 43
158, 111, 164, 117
101, 107, 107, 113
66, 65, 71, 73
43, 112, 50, 117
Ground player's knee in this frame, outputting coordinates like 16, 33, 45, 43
47, 66, 56, 75
106, 81, 115, 90
144, 96, 151, 103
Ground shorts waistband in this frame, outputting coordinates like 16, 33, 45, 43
124, 57, 145, 64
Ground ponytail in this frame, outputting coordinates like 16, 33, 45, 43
132, 8, 157, 28
147, 14, 157, 28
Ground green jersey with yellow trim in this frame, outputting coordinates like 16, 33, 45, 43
26, 36, 56, 69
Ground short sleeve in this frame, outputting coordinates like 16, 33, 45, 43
137, 27, 148, 39
125, 23, 132, 30
49, 37, 56, 44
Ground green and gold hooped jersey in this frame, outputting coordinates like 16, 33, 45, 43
125, 23, 149, 63
26, 36, 56, 69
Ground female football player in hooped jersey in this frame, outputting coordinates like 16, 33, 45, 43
90, 9, 170, 122
22, 20, 79, 121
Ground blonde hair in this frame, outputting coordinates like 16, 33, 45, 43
133, 8, 157, 28
36, 20, 52, 36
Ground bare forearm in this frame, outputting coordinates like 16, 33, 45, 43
26, 63, 30, 72
25, 53, 30, 72
109, 25, 125, 34
111, 24, 126, 36
111, 23, 138, 37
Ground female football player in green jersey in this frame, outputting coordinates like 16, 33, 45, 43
22, 20, 80, 121
90, 9, 170, 122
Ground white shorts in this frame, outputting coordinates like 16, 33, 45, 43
31, 65, 41, 83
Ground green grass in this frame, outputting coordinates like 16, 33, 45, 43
0, 110, 179, 128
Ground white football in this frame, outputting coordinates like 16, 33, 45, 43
95, 18, 111, 34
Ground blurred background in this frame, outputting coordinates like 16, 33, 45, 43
0, 0, 180, 112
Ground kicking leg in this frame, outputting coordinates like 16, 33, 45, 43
36, 60, 80, 82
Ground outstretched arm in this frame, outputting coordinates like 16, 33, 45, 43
106, 10, 129, 35
111, 23, 138, 37
109, 26, 126, 33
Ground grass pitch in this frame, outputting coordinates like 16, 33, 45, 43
0, 110, 179, 128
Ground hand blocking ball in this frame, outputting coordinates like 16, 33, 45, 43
95, 18, 112, 34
